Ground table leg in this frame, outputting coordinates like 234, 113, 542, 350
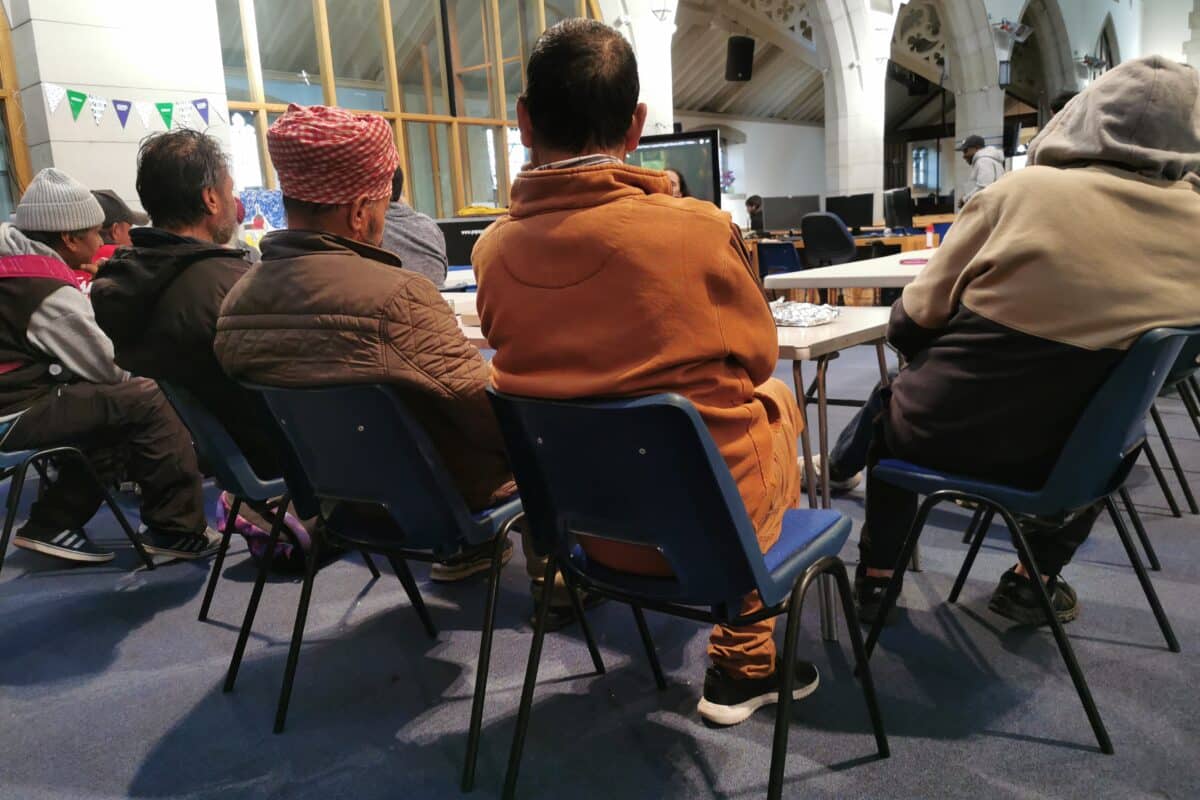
817, 355, 832, 510
792, 360, 819, 510
875, 341, 890, 386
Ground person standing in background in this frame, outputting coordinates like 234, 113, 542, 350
958, 134, 1006, 207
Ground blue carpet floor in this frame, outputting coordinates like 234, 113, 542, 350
1, 346, 1197, 799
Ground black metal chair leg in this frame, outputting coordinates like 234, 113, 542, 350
767, 579, 808, 800
503, 556, 558, 800
0, 460, 30, 578
1005, 510, 1113, 754
200, 495, 241, 622
360, 550, 381, 578
829, 559, 889, 758
1142, 442, 1181, 517
961, 505, 985, 544
1104, 497, 1179, 652
631, 606, 666, 690
949, 507, 995, 603
562, 571, 604, 675
1179, 379, 1200, 439
1118, 488, 1160, 571
388, 555, 437, 639
274, 534, 322, 734
462, 518, 519, 792
224, 503, 287, 692
863, 495, 939, 660
1150, 405, 1198, 514
74, 450, 154, 569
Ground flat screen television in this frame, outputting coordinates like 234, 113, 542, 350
627, 129, 721, 205
761, 195, 821, 232
437, 217, 499, 269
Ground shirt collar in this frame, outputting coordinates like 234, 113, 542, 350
530, 154, 622, 171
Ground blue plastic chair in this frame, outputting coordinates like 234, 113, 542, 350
158, 381, 296, 622
487, 390, 888, 800
756, 241, 802, 280
1145, 338, 1200, 517
862, 325, 1200, 756
226, 383, 523, 792
0, 414, 154, 575
799, 212, 857, 268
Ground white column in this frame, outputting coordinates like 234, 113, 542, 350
598, 0, 678, 136
1186, 0, 1200, 65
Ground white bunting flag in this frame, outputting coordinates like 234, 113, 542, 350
174, 101, 193, 129
134, 101, 155, 130
43, 83, 67, 114
87, 95, 107, 126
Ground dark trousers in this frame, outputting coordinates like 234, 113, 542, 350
4, 379, 205, 536
855, 388, 1099, 578
830, 378, 892, 480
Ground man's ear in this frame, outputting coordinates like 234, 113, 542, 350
516, 97, 534, 149
347, 195, 373, 238
624, 103, 648, 154
200, 184, 221, 217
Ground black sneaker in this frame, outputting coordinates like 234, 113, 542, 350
140, 526, 222, 560
988, 568, 1079, 625
430, 535, 513, 582
697, 657, 820, 726
12, 524, 115, 563
854, 564, 899, 626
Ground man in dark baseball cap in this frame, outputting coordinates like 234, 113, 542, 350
958, 134, 1005, 206
92, 189, 148, 261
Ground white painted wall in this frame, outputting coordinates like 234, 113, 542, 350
11, 0, 230, 210
1140, 0, 1194, 61
599, 0, 677, 137
676, 111, 825, 227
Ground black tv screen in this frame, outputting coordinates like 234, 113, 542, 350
627, 129, 722, 205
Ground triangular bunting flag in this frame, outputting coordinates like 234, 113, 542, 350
67, 89, 87, 121
44, 83, 66, 114
112, 100, 132, 129
87, 95, 107, 126
174, 101, 193, 129
134, 101, 155, 129
212, 104, 227, 124
155, 101, 174, 130
192, 98, 210, 125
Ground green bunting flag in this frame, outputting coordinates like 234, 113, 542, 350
66, 89, 87, 121
155, 101, 174, 130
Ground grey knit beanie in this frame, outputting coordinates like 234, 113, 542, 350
15, 167, 104, 232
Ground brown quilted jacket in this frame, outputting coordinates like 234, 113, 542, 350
214, 229, 515, 511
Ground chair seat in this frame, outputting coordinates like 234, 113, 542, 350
469, 496, 523, 542
760, 509, 851, 607
873, 459, 1081, 518
237, 475, 288, 504
0, 449, 36, 471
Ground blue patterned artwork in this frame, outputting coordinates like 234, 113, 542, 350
239, 188, 285, 230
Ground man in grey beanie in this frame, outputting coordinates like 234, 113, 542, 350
0, 167, 217, 564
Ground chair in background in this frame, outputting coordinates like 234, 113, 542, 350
1145, 337, 1200, 516
158, 382, 296, 621
755, 241, 801, 281
800, 212, 858, 305
225, 383, 531, 792
0, 413, 154, 577
488, 390, 888, 800
863, 326, 1199, 755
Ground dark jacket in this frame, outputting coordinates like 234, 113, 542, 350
215, 229, 515, 512
91, 228, 280, 476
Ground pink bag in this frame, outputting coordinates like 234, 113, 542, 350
214, 493, 313, 572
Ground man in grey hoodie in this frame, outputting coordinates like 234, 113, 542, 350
958, 134, 1006, 207
380, 167, 447, 286
0, 168, 216, 564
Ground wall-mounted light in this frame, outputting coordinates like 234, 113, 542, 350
998, 60, 1012, 88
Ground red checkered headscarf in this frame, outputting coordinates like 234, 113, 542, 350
267, 104, 399, 205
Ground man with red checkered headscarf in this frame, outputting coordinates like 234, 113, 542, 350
215, 104, 518, 581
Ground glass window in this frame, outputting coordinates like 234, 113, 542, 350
459, 124, 500, 207
404, 121, 454, 218
229, 111, 266, 191
912, 147, 927, 187
504, 61, 521, 120
0, 104, 18, 218
254, 0, 322, 105
506, 126, 526, 188
498, 0, 523, 60
448, 0, 496, 117
393, 0, 451, 115
216, 0, 252, 102
329, 0, 389, 111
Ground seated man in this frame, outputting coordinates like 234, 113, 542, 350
848, 55, 1200, 624
381, 167, 448, 286
0, 168, 215, 562
473, 20, 812, 726
90, 129, 280, 478
215, 104, 516, 582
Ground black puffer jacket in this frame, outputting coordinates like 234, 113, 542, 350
91, 228, 280, 476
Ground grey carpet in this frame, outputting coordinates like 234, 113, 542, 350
1, 346, 1197, 799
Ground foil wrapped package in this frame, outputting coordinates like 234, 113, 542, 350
769, 300, 841, 328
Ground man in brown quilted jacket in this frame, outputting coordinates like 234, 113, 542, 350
214, 104, 516, 581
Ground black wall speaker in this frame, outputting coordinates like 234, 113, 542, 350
725, 36, 755, 81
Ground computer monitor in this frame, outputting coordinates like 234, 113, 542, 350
437, 217, 499, 268
627, 129, 721, 205
883, 187, 914, 230
824, 193, 875, 233
761, 195, 821, 232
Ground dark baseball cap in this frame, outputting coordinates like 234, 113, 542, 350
92, 189, 149, 227
958, 134, 986, 151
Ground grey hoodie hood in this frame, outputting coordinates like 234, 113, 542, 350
1028, 56, 1200, 183
0, 222, 62, 259
972, 146, 1005, 166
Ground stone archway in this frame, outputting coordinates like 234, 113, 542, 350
1016, 0, 1078, 103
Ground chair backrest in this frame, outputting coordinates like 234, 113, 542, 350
1165, 334, 1200, 386
1042, 326, 1200, 509
756, 241, 802, 279
159, 381, 278, 501
799, 212, 858, 267
253, 383, 481, 555
487, 389, 775, 615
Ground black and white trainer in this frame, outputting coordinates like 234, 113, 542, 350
697, 657, 820, 726
140, 526, 222, 560
13, 524, 115, 563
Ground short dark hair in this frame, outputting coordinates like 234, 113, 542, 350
747, 195, 762, 206
523, 19, 639, 152
666, 168, 689, 198
136, 129, 228, 229
21, 227, 92, 250
390, 167, 405, 202
1050, 90, 1078, 114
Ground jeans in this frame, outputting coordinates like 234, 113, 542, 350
829, 377, 893, 481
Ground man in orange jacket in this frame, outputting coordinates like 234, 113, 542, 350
474, 19, 812, 726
